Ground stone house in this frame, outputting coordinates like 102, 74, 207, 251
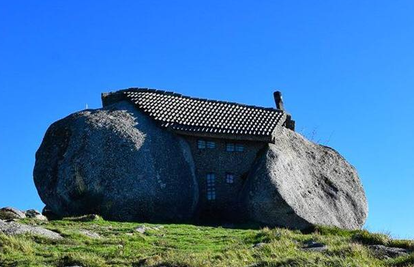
101, 88, 295, 221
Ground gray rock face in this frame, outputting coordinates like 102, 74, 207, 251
0, 207, 26, 220
34, 101, 199, 222
241, 129, 368, 230
0, 219, 62, 239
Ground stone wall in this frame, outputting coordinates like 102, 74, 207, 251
183, 136, 266, 222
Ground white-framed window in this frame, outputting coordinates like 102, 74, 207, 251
206, 141, 216, 149
206, 173, 216, 201
198, 140, 206, 149
226, 173, 235, 184
235, 144, 245, 152
226, 143, 235, 152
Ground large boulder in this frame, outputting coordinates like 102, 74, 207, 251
240, 129, 368, 230
34, 101, 198, 222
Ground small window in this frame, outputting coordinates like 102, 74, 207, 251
198, 140, 206, 149
206, 173, 216, 201
206, 141, 216, 149
227, 143, 244, 152
235, 144, 245, 152
207, 188, 216, 200
226, 173, 235, 184
226, 143, 235, 152
206, 173, 215, 187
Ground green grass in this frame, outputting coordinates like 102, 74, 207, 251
0, 218, 413, 267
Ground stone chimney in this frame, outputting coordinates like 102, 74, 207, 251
274, 90, 296, 131
273, 91, 284, 110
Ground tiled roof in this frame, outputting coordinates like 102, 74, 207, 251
104, 88, 287, 142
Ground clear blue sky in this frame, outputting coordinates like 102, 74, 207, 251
1, 1, 413, 238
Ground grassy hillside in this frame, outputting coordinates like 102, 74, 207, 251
0, 216, 413, 267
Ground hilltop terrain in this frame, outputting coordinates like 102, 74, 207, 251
0, 215, 413, 267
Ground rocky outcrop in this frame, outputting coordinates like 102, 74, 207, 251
0, 207, 47, 221
34, 101, 199, 222
0, 207, 26, 220
0, 219, 62, 239
25, 209, 48, 221
369, 245, 410, 259
240, 128, 368, 230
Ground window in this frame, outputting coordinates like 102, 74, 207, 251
226, 143, 235, 152
206, 141, 216, 149
198, 140, 216, 149
207, 188, 216, 200
226, 173, 235, 184
235, 144, 245, 152
206, 173, 215, 187
206, 173, 216, 201
227, 143, 244, 152
197, 140, 206, 149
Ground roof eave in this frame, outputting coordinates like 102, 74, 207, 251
167, 128, 273, 143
